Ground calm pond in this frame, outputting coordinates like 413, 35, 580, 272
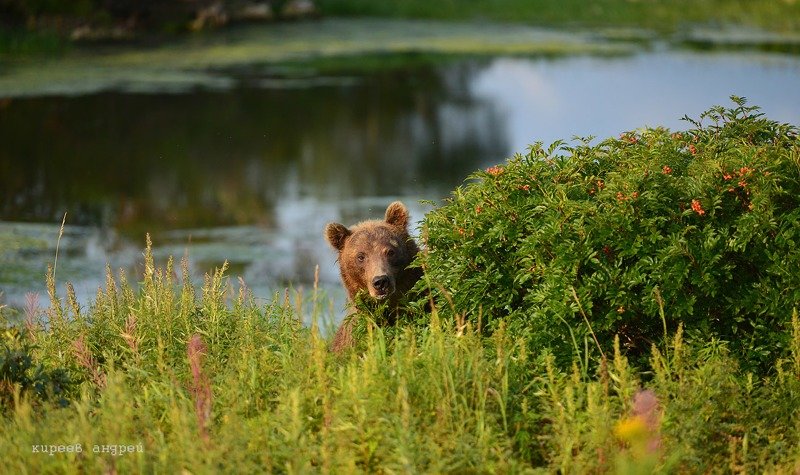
2, 19, 799, 318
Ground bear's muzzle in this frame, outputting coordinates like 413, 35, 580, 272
370, 274, 395, 299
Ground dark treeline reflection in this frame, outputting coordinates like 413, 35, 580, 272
0, 60, 508, 235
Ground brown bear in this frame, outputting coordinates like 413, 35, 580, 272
325, 201, 422, 353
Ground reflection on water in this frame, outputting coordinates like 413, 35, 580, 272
0, 59, 507, 313
1, 61, 503, 229
473, 52, 800, 151
1, 50, 800, 316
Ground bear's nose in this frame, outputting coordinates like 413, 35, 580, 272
372, 275, 391, 294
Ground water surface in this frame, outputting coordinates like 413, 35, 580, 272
2, 21, 799, 318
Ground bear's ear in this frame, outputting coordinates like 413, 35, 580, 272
384, 201, 409, 230
325, 222, 351, 251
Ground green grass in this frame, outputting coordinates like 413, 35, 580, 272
2, 103, 800, 472
0, 28, 70, 58
6, 0, 800, 61
1, 234, 799, 472
315, 0, 800, 33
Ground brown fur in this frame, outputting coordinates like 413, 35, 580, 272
325, 202, 422, 353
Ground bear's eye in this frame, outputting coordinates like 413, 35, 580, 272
356, 252, 366, 263
386, 249, 396, 258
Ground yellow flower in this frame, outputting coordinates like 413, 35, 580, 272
614, 415, 647, 443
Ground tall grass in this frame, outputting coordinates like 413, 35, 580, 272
1, 236, 799, 472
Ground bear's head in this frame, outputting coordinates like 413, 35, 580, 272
325, 201, 420, 302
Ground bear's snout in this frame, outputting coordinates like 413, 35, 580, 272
370, 274, 395, 299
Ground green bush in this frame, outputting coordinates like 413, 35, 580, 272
416, 98, 800, 370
